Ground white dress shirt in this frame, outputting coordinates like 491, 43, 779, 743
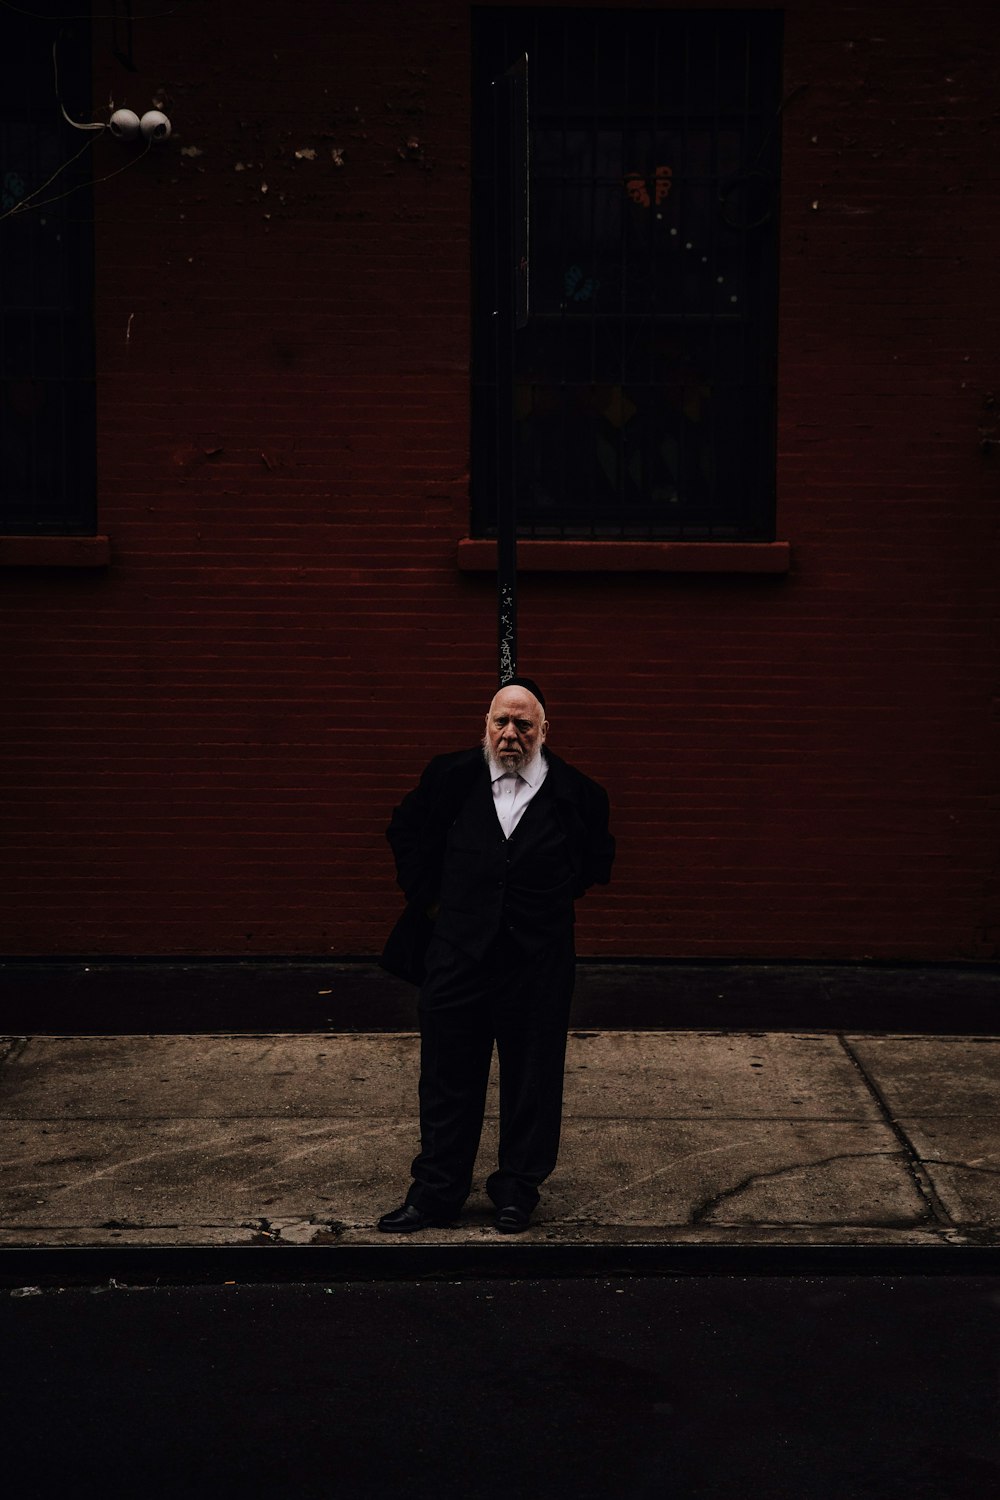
488, 751, 549, 840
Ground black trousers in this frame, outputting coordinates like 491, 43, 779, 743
405, 930, 576, 1216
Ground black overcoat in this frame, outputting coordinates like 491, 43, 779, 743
380, 748, 614, 985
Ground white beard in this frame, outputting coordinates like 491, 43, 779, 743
482, 736, 538, 777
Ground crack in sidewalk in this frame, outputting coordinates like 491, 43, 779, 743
836, 1034, 954, 1228
689, 1149, 933, 1227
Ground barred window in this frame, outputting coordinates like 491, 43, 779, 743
472, 7, 783, 542
1, 3, 96, 535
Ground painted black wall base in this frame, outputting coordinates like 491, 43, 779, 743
0, 959, 997, 1034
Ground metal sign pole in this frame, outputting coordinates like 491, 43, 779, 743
495, 54, 528, 685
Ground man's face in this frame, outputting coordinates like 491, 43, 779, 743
484, 687, 548, 774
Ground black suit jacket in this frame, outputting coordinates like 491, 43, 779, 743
380, 748, 614, 984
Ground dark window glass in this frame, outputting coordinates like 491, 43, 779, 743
0, 3, 96, 535
472, 7, 783, 541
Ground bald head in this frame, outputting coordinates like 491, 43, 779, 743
484, 684, 548, 774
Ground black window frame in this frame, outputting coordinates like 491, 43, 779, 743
471, 5, 784, 543
1, 2, 97, 537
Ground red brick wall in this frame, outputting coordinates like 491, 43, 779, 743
1, 0, 997, 960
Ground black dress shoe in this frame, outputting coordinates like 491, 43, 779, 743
493, 1204, 532, 1234
377, 1202, 452, 1233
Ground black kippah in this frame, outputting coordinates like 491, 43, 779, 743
499, 675, 546, 711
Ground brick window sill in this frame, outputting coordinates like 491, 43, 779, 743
456, 539, 791, 574
0, 535, 111, 568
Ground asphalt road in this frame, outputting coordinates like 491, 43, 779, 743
4, 1275, 998, 1499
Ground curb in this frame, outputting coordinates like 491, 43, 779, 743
4, 1241, 1000, 1288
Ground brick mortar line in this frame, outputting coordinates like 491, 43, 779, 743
836, 1034, 954, 1227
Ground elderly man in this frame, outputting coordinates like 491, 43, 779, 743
378, 676, 614, 1233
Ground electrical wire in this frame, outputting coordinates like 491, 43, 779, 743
0, 0, 170, 226
0, 135, 155, 224
0, 133, 97, 221
52, 39, 104, 130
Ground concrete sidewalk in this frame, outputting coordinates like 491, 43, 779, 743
2, 1030, 999, 1252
